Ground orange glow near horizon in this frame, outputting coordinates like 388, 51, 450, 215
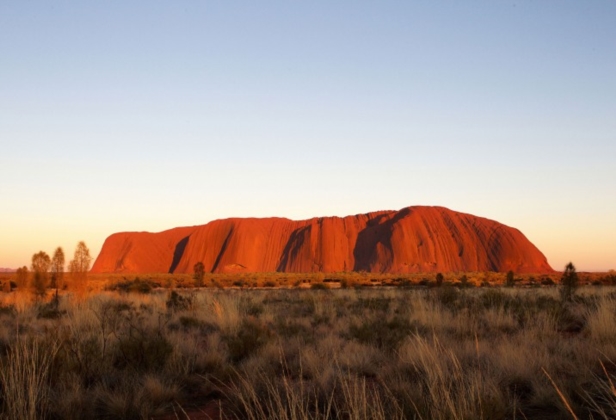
1, 205, 614, 273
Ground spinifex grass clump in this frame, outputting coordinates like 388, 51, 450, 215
0, 338, 59, 420
165, 290, 192, 312
347, 316, 416, 351
224, 317, 272, 363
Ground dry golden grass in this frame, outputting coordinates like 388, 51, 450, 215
0, 337, 59, 420
0, 279, 615, 418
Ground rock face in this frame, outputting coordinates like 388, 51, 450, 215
91, 206, 553, 274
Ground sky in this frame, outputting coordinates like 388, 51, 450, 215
1, 1, 615, 272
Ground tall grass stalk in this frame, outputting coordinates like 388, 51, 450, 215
0, 337, 59, 420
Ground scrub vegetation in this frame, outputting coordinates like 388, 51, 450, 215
0, 267, 616, 419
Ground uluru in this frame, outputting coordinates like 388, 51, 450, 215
91, 206, 553, 274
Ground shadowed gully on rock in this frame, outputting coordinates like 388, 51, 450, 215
91, 206, 553, 274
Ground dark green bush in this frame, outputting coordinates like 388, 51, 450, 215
224, 317, 272, 363
431, 285, 459, 308
113, 333, 173, 372
348, 316, 416, 351
274, 318, 313, 340
505, 376, 535, 402
555, 306, 585, 333
108, 277, 157, 294
178, 316, 203, 330
166, 290, 192, 312
57, 334, 106, 386
350, 297, 391, 314
418, 278, 430, 286
505, 270, 515, 287
398, 278, 413, 288
560, 262, 579, 302
0, 304, 16, 317
480, 289, 511, 310
37, 301, 66, 319
541, 277, 555, 286
240, 299, 264, 317
459, 275, 469, 288
193, 262, 205, 287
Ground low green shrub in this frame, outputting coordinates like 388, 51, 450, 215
108, 277, 158, 294
0, 304, 16, 317
348, 316, 416, 351
479, 289, 511, 310
113, 333, 173, 372
224, 317, 272, 363
350, 297, 391, 314
431, 285, 459, 308
37, 301, 66, 319
165, 291, 192, 312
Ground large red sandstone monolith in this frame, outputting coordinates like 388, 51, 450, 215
91, 206, 553, 274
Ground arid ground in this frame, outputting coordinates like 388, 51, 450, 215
0, 272, 616, 419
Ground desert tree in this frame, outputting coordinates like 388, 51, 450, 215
51, 247, 65, 291
505, 270, 515, 287
69, 241, 92, 292
459, 274, 469, 288
560, 262, 579, 302
31, 251, 51, 297
15, 266, 29, 290
193, 262, 205, 287
435, 272, 444, 287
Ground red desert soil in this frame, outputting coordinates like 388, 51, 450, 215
91, 206, 553, 274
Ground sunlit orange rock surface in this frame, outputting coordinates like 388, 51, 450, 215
91, 206, 553, 274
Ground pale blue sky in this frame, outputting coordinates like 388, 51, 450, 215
1, 1, 615, 271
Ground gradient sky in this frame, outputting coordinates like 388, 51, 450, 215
1, 1, 615, 272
